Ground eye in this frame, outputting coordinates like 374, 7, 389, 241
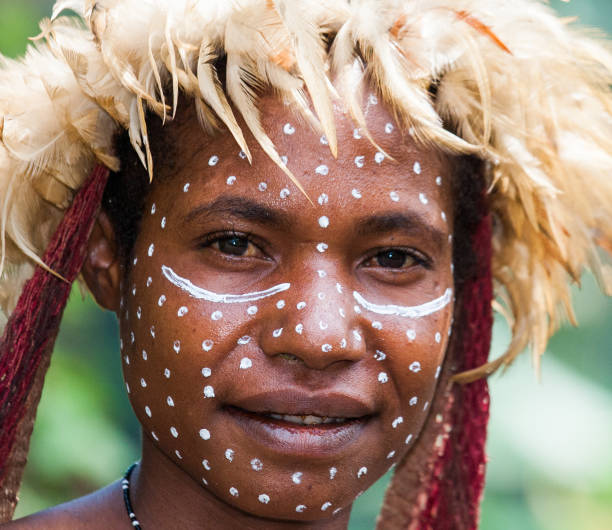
363, 248, 428, 270
376, 249, 412, 268
207, 234, 261, 258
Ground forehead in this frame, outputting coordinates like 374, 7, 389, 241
150, 93, 453, 224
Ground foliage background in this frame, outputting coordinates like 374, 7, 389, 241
1, 1, 611, 528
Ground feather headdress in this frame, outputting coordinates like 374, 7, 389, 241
2, 0, 612, 380
1, 0, 611, 525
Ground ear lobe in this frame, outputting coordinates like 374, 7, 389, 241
81, 211, 123, 312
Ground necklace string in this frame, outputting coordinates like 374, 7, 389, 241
122, 463, 142, 529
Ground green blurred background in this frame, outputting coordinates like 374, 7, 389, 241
1, 1, 611, 528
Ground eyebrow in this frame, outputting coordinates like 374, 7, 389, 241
354, 212, 447, 249
182, 196, 290, 229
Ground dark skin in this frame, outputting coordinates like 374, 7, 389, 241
6, 92, 454, 529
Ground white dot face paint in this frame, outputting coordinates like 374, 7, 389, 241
226, 176, 236, 186
374, 152, 385, 164
283, 123, 296, 135
435, 332, 442, 344
151, 203, 156, 215
177, 306, 188, 317
413, 161, 422, 174
385, 122, 394, 134
316, 243, 328, 253
297, 301, 307, 310
203, 385, 215, 398
372, 321, 383, 330
410, 396, 418, 406
329, 467, 337, 480
407, 329, 417, 341
378, 372, 389, 384
280, 188, 290, 199
202, 340, 214, 352
167, 396, 175, 407
296, 505, 306, 513
419, 193, 428, 205
374, 350, 386, 361
321, 502, 332, 511
238, 150, 247, 159
436, 176, 443, 186
199, 429, 211, 440
295, 323, 304, 334
435, 365, 442, 379
202, 367, 212, 377
318, 216, 330, 228
405, 434, 414, 444
387, 451, 396, 459
354, 156, 365, 168
148, 244, 155, 257
145, 406, 152, 418
161, 217, 167, 229
158, 295, 166, 307
409, 361, 422, 373
202, 459, 211, 471
320, 135, 328, 145
389, 191, 400, 202
276, 300, 285, 309
164, 368, 171, 378
292, 472, 303, 484
183, 183, 190, 192
247, 306, 258, 316
170, 427, 179, 438
357, 467, 367, 478
315, 164, 329, 176
238, 336, 251, 345
173, 340, 180, 353
392, 417, 403, 429
351, 189, 362, 199
225, 449, 234, 462
251, 459, 263, 471
258, 182, 268, 192
258, 494, 270, 504
208, 155, 219, 166
353, 128, 362, 139
322, 344, 332, 353
211, 310, 223, 321
229, 487, 239, 497
273, 328, 283, 338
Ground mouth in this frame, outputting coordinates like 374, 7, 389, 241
226, 406, 366, 428
224, 389, 376, 457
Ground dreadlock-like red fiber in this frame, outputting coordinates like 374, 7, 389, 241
0, 165, 110, 482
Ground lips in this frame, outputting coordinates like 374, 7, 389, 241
224, 389, 376, 456
228, 389, 376, 419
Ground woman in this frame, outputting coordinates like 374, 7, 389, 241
0, 0, 611, 528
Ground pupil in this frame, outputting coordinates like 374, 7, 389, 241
377, 250, 406, 268
219, 236, 248, 255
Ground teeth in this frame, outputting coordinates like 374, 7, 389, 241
267, 413, 347, 425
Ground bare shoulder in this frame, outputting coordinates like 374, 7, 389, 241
2, 480, 127, 530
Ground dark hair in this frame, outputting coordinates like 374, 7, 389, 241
102, 119, 486, 292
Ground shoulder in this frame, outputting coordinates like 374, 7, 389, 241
2, 480, 127, 530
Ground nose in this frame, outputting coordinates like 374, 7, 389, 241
258, 272, 366, 370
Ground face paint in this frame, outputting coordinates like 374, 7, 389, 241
162, 266, 290, 303
121, 90, 454, 525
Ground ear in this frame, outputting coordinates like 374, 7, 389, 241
81, 210, 123, 312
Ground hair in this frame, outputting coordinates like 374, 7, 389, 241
102, 110, 486, 296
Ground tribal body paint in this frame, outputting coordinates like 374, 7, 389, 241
117, 91, 454, 526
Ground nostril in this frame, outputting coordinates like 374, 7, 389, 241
278, 353, 301, 363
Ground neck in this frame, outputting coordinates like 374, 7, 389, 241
130, 435, 352, 529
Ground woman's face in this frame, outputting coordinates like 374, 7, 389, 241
119, 94, 454, 521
